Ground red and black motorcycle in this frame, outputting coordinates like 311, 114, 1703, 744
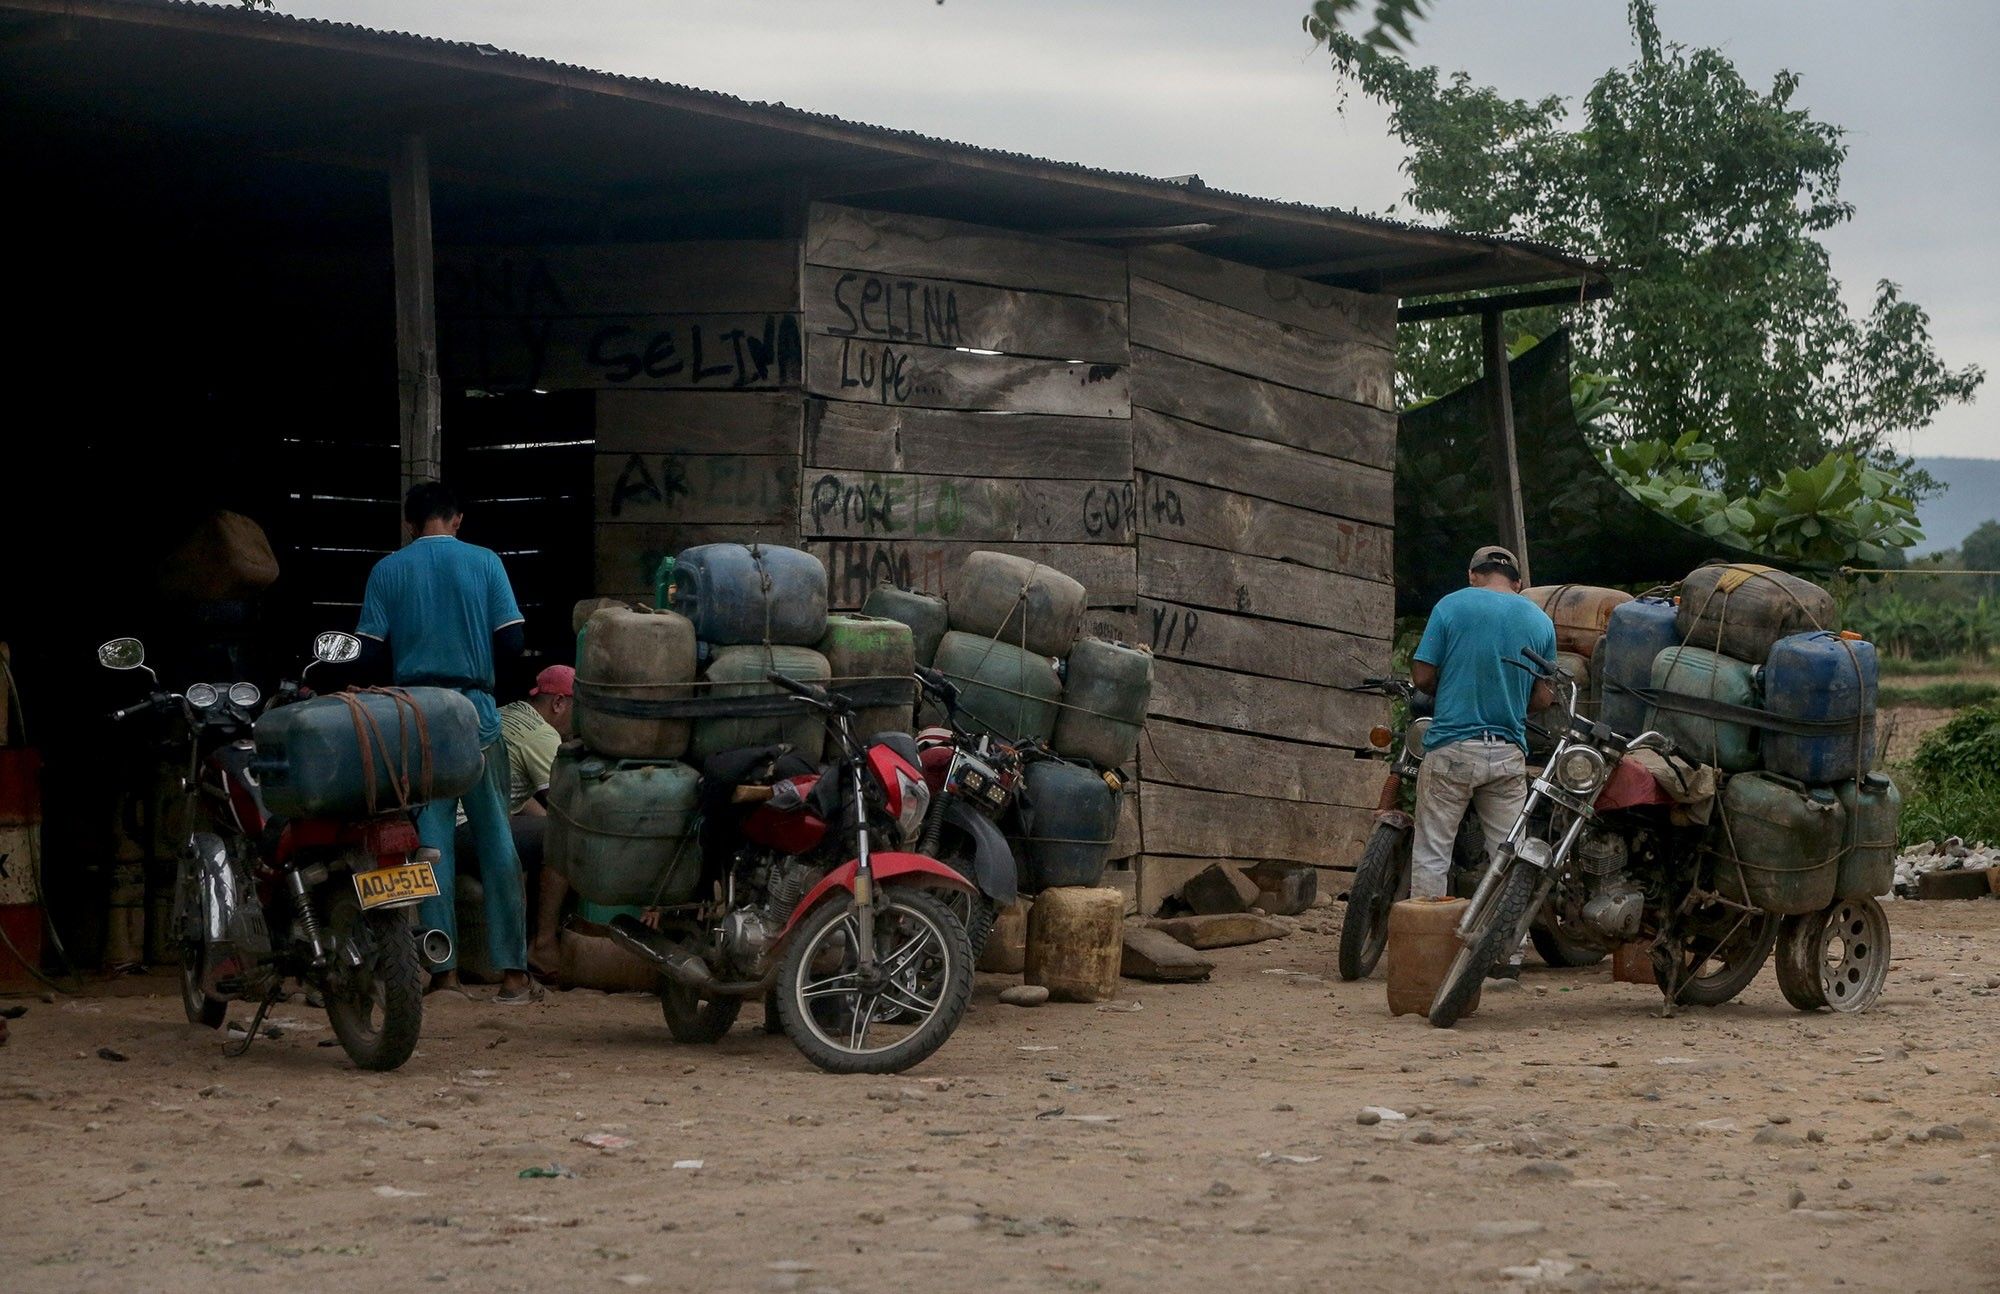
911, 665, 1023, 958
608, 672, 976, 1074
99, 632, 451, 1071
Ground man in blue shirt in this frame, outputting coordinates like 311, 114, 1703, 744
1409, 546, 1556, 971
357, 482, 540, 1003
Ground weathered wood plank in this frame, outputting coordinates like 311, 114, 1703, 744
1131, 277, 1394, 409
1134, 408, 1391, 526
807, 202, 1128, 301
437, 241, 799, 317
1134, 472, 1393, 583
1147, 658, 1385, 750
594, 391, 801, 456
441, 313, 802, 392
802, 264, 1127, 364
805, 333, 1128, 418
805, 540, 1135, 611
1128, 245, 1395, 350
1140, 783, 1375, 868
1135, 599, 1389, 689
1084, 608, 1139, 646
1137, 537, 1393, 636
801, 470, 1135, 545
804, 402, 1133, 480
1141, 720, 1385, 809
1136, 856, 1360, 915
594, 522, 799, 599
1129, 346, 1395, 470
595, 453, 798, 526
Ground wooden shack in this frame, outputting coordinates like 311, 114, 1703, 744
0, 1, 1605, 957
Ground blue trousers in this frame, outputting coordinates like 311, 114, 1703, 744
416, 740, 525, 974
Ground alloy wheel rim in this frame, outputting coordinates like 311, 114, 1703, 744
795, 901, 952, 1056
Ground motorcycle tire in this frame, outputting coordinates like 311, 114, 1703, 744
1775, 897, 1888, 1014
1338, 821, 1408, 981
937, 836, 998, 962
775, 886, 973, 1075
1652, 911, 1777, 1007
659, 980, 744, 1043
179, 943, 228, 1030
322, 894, 425, 1072
1530, 915, 1608, 968
1429, 860, 1539, 1029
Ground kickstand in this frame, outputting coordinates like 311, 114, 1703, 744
224, 987, 282, 1058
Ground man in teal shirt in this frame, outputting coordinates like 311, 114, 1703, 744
357, 482, 540, 1003
1409, 546, 1556, 976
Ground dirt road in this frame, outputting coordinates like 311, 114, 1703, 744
4, 901, 1996, 1294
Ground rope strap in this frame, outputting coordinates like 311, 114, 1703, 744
1605, 679, 1868, 738
332, 686, 436, 815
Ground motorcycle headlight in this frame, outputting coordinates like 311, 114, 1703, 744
895, 768, 930, 846
1402, 716, 1432, 762
1554, 745, 1609, 796
228, 682, 261, 709
185, 683, 219, 709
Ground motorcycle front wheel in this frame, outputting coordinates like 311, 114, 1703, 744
775, 886, 973, 1075
322, 893, 425, 1072
173, 866, 227, 1029
1429, 860, 1540, 1029
1338, 820, 1408, 981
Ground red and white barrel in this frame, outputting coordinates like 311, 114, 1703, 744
0, 747, 44, 990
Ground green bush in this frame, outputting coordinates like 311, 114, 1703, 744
1900, 704, 2000, 846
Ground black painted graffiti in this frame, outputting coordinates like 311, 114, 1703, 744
610, 455, 790, 518
834, 338, 950, 406
589, 315, 802, 388
436, 254, 569, 317
1144, 477, 1185, 527
825, 272, 963, 348
1149, 604, 1199, 653
819, 541, 951, 608
1082, 482, 1137, 540
808, 473, 965, 537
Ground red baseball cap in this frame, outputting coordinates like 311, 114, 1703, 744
530, 664, 575, 698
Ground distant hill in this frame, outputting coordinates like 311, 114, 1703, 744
1912, 457, 2000, 555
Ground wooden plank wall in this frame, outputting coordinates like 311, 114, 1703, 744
1124, 246, 1397, 908
435, 242, 805, 603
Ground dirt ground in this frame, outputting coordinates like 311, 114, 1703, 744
4, 901, 1997, 1294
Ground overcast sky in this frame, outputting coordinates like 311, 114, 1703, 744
294, 0, 1996, 459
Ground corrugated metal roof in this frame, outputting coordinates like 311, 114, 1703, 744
0, 0, 1607, 292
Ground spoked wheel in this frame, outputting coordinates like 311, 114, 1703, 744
937, 841, 997, 962
1338, 821, 1409, 981
172, 866, 227, 1029
1429, 861, 1541, 1029
1776, 896, 1889, 1013
1652, 907, 1778, 1007
659, 980, 744, 1043
322, 895, 425, 1072
776, 886, 973, 1074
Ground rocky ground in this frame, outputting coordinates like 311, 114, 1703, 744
3, 900, 1997, 1294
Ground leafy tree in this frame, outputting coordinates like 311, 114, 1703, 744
1962, 520, 2000, 595
1314, 0, 1985, 495
1302, 0, 1434, 56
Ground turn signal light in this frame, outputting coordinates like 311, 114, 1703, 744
1368, 725, 1393, 749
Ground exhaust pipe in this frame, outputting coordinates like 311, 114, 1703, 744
416, 928, 454, 968
607, 915, 714, 989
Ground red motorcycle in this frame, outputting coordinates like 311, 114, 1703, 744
608, 672, 976, 1074
99, 632, 453, 1071
911, 665, 1023, 957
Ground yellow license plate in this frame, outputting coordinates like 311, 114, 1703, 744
354, 861, 441, 910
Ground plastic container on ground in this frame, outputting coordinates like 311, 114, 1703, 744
575, 606, 697, 760
253, 687, 483, 819
1834, 773, 1900, 899
1599, 597, 1680, 736
932, 631, 1062, 744
1762, 630, 1878, 784
948, 551, 1086, 659
1015, 760, 1119, 892
1052, 638, 1153, 769
1386, 897, 1475, 1017
1524, 585, 1633, 658
1676, 563, 1836, 664
1706, 771, 1844, 915
545, 750, 702, 908
817, 613, 916, 755
1646, 645, 1761, 773
670, 543, 828, 647
861, 586, 950, 667
690, 645, 832, 762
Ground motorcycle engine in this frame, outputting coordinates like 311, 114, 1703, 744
721, 858, 823, 970
1574, 833, 1643, 941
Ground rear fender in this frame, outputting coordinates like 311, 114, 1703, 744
777, 852, 976, 942
942, 800, 1018, 905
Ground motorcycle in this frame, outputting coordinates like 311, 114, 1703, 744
1427, 648, 1801, 1028
1338, 676, 1602, 981
607, 672, 976, 1074
98, 632, 448, 1071
911, 664, 1023, 958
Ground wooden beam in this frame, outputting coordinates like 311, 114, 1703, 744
1481, 309, 1530, 585
1398, 278, 1612, 322
392, 134, 441, 517
1043, 222, 1226, 243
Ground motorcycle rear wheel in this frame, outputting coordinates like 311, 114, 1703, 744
1775, 896, 1888, 1013
776, 886, 973, 1075
323, 895, 424, 1072
1338, 821, 1407, 981
659, 980, 743, 1043
1429, 861, 1540, 1029
1652, 909, 1777, 1007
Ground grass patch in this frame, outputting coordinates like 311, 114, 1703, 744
1878, 654, 1996, 677
1878, 681, 2000, 709
1898, 703, 2000, 846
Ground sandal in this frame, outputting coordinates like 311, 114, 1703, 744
494, 982, 546, 1005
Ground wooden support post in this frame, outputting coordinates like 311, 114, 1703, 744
1480, 308, 1530, 584
391, 134, 441, 523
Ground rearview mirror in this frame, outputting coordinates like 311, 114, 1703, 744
313, 631, 362, 664
97, 638, 146, 671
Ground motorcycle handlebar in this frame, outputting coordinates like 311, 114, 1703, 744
111, 693, 172, 722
